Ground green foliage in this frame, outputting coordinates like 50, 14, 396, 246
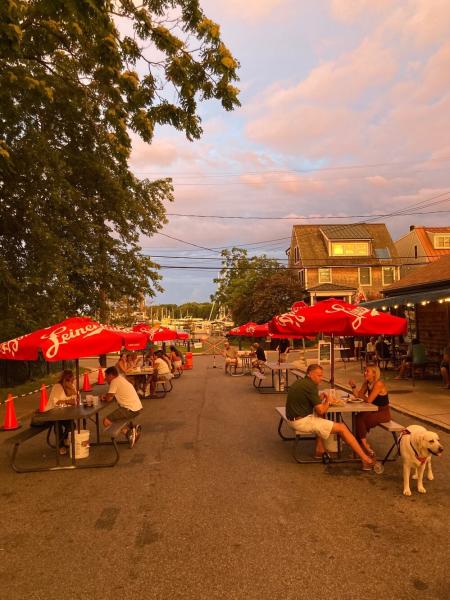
251, 271, 305, 323
211, 248, 302, 324
0, 1, 240, 339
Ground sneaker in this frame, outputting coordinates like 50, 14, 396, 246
134, 424, 142, 444
127, 427, 136, 449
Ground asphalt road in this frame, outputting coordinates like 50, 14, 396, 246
0, 356, 449, 600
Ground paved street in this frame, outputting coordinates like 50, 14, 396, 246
1, 355, 449, 600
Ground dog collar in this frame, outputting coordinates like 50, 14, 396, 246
409, 440, 427, 464
399, 430, 427, 463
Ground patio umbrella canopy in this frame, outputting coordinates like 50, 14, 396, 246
132, 324, 189, 342
269, 299, 407, 386
228, 322, 260, 336
0, 317, 147, 362
270, 299, 407, 337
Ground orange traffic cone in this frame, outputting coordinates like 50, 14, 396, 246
82, 372, 92, 392
39, 384, 48, 412
97, 368, 105, 385
1, 393, 21, 431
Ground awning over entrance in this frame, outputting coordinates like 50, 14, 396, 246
362, 287, 450, 309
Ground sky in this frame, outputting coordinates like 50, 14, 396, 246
128, 0, 450, 306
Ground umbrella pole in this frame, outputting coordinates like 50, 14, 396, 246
330, 334, 335, 388
75, 358, 81, 434
302, 338, 307, 366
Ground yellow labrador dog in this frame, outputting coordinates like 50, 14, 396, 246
400, 424, 444, 496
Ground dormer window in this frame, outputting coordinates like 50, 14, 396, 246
434, 234, 450, 249
330, 241, 369, 256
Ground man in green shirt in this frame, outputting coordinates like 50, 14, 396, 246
286, 364, 375, 469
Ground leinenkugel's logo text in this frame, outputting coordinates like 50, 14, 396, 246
325, 303, 379, 330
276, 312, 306, 329
0, 336, 25, 357
41, 324, 105, 359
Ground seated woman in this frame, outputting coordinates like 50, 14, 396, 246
31, 369, 77, 454
395, 338, 426, 379
349, 366, 390, 458
168, 345, 183, 375
116, 352, 128, 375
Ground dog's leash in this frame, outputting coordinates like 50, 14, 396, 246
398, 429, 427, 464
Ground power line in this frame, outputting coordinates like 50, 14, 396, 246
165, 208, 450, 220
153, 260, 433, 271
142, 253, 450, 262
152, 189, 450, 256
132, 154, 450, 177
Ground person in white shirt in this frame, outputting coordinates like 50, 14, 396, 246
149, 350, 174, 396
101, 366, 143, 448
366, 337, 376, 354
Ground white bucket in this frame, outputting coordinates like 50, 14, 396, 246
68, 429, 90, 459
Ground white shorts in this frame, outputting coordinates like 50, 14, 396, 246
288, 414, 334, 439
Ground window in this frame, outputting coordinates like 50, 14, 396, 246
298, 270, 304, 286
359, 267, 372, 286
294, 245, 300, 262
318, 267, 332, 284
331, 241, 369, 256
434, 235, 450, 249
414, 245, 418, 259
382, 267, 395, 286
375, 248, 391, 259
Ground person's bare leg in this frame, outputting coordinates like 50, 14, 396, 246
332, 423, 372, 464
315, 436, 326, 456
360, 437, 375, 456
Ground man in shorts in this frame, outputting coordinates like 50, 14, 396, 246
285, 364, 375, 469
101, 366, 143, 448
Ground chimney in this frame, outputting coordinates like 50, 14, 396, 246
410, 225, 416, 231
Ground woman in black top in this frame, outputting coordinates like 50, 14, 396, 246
348, 366, 390, 458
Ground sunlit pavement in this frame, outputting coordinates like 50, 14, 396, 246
0, 355, 449, 600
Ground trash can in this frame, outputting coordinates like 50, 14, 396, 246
184, 351, 193, 370
68, 430, 90, 459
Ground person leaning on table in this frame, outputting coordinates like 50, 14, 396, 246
348, 365, 390, 458
100, 366, 143, 449
31, 369, 77, 455
285, 364, 376, 470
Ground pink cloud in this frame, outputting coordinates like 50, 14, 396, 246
130, 137, 197, 169
330, 0, 393, 22
203, 0, 291, 20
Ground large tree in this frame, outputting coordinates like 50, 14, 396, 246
0, 0, 239, 338
211, 248, 303, 324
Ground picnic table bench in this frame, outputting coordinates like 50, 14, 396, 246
6, 403, 127, 473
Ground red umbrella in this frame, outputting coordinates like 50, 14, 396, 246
228, 322, 259, 336
270, 299, 407, 337
132, 324, 189, 342
269, 299, 407, 385
0, 317, 147, 362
